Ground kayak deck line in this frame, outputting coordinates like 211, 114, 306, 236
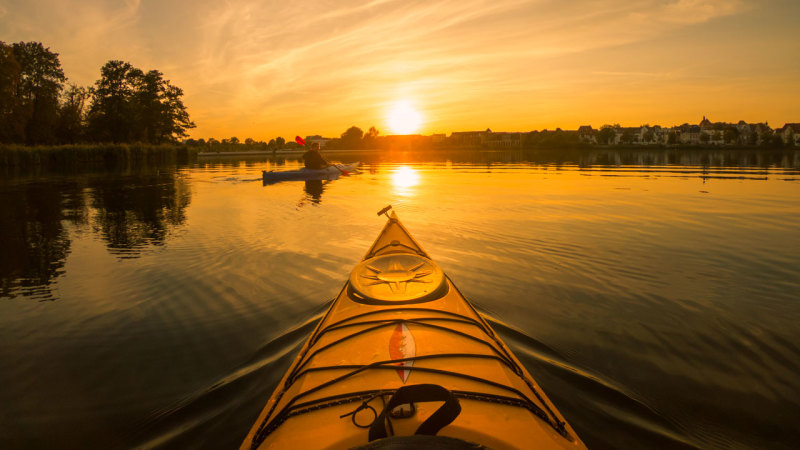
242, 207, 585, 449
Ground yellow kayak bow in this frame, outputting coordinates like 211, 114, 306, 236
242, 207, 586, 449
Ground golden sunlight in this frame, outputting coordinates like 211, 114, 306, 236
391, 166, 420, 196
386, 101, 423, 135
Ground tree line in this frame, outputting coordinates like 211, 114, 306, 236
0, 41, 194, 146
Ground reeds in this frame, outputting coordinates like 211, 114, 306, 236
0, 143, 198, 171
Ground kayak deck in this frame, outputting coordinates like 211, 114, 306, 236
242, 209, 585, 449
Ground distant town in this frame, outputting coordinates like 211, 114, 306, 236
186, 117, 800, 152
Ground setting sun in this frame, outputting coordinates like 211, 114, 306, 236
387, 101, 423, 135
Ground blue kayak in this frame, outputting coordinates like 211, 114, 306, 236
262, 162, 360, 183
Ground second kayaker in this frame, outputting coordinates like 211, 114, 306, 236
302, 142, 330, 170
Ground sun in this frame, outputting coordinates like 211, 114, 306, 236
387, 101, 422, 135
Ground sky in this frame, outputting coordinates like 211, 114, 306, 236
2, 0, 799, 140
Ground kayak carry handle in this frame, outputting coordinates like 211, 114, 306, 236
368, 384, 461, 441
377, 205, 392, 217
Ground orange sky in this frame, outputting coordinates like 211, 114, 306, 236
2, 0, 799, 140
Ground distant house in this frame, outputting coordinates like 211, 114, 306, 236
448, 130, 489, 147
652, 126, 671, 144
305, 135, 329, 148
617, 127, 642, 144
676, 124, 701, 144
750, 123, 771, 144
484, 132, 522, 148
777, 123, 800, 145
578, 126, 596, 144
430, 133, 446, 144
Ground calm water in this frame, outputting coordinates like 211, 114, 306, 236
1, 149, 799, 449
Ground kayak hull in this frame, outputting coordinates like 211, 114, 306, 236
242, 210, 585, 450
262, 162, 360, 183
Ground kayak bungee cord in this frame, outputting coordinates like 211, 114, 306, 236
252, 357, 564, 447
251, 309, 568, 448
242, 208, 584, 449
286, 317, 519, 386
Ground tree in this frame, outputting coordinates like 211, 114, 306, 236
56, 84, 89, 144
596, 125, 616, 145
341, 126, 364, 149
759, 129, 774, 146
620, 128, 635, 144
363, 126, 380, 148
700, 132, 710, 144
87, 60, 138, 142
275, 136, 285, 148
88, 60, 194, 143
0, 41, 23, 143
723, 126, 739, 144
10, 42, 66, 144
667, 131, 678, 145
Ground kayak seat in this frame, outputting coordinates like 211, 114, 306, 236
351, 435, 490, 449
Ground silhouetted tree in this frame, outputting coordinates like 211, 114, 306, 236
87, 60, 194, 143
667, 131, 678, 145
129, 69, 194, 143
620, 128, 635, 144
56, 84, 88, 143
0, 41, 23, 142
759, 129, 774, 147
723, 126, 739, 144
87, 60, 138, 142
363, 126, 380, 148
341, 126, 364, 149
597, 125, 616, 145
9, 42, 66, 144
275, 136, 285, 148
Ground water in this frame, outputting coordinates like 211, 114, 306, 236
1, 149, 799, 449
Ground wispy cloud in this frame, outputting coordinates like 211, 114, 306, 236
3, 0, 795, 138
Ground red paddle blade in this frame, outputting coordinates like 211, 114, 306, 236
295, 136, 306, 146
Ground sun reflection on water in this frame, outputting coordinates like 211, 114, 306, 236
392, 166, 420, 196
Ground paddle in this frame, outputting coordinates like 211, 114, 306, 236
295, 135, 350, 175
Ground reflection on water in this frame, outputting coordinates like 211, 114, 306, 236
0, 181, 84, 299
392, 165, 420, 197
87, 172, 191, 257
304, 180, 324, 203
0, 148, 799, 449
0, 169, 190, 299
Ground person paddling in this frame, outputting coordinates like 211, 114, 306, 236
302, 142, 330, 170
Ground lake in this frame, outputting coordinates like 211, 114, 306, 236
1, 148, 799, 449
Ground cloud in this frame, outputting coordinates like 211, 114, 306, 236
180, 0, 756, 136
663, 0, 745, 23
4, 0, 782, 138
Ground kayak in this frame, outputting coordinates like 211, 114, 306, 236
262, 162, 360, 183
241, 207, 586, 450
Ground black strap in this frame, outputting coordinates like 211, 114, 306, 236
368, 384, 461, 442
